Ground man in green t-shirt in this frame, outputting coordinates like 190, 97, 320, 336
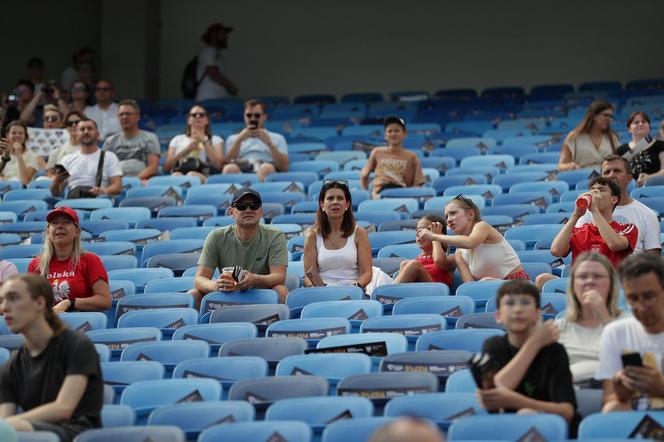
193, 188, 289, 304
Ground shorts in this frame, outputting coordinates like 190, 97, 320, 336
32, 416, 96, 442
505, 270, 530, 280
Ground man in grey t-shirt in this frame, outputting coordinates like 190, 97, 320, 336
193, 188, 289, 305
102, 99, 160, 183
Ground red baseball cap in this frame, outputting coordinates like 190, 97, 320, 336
46, 206, 79, 225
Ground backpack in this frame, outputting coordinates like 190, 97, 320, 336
181, 56, 204, 99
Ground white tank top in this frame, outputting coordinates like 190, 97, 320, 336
317, 229, 359, 286
460, 238, 521, 279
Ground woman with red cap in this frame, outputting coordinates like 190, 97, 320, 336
27, 207, 112, 312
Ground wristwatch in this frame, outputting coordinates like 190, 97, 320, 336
67, 297, 76, 312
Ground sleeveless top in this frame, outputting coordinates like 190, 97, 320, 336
317, 229, 359, 286
459, 238, 521, 280
568, 133, 616, 168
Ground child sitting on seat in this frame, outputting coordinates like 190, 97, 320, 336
392, 215, 455, 288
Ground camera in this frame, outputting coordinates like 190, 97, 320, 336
7, 95, 17, 105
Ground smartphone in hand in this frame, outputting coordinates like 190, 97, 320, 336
621, 352, 643, 367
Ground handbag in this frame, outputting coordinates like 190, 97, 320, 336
68, 151, 105, 199
175, 156, 204, 174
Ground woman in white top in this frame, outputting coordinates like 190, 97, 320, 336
303, 179, 372, 289
418, 195, 528, 282
163, 104, 224, 183
0, 120, 39, 185
558, 100, 619, 171
555, 252, 623, 384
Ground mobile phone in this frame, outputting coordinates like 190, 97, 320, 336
54, 164, 69, 177
621, 352, 643, 367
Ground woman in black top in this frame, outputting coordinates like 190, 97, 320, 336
616, 111, 664, 186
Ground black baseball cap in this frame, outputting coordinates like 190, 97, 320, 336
232, 188, 262, 205
384, 115, 407, 130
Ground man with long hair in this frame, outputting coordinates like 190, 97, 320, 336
0, 274, 103, 441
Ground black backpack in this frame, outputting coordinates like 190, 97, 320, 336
181, 56, 205, 99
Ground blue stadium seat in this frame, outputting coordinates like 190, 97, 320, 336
90, 207, 152, 227
336, 372, 438, 409
447, 413, 568, 441
148, 401, 255, 441
0, 244, 42, 260
209, 304, 290, 336
275, 353, 372, 393
266, 317, 351, 346
120, 378, 221, 423
376, 243, 420, 259
371, 283, 449, 313
219, 337, 308, 371
455, 312, 503, 329
504, 224, 562, 249
172, 356, 268, 395
117, 307, 198, 338
424, 195, 485, 211
392, 295, 476, 328
578, 411, 664, 439
100, 361, 165, 396
301, 300, 382, 331
492, 192, 552, 209
172, 322, 257, 354
542, 277, 569, 294
384, 392, 486, 429
358, 199, 419, 219
266, 397, 373, 435
99, 255, 138, 272
143, 276, 195, 294
86, 327, 162, 360
228, 376, 328, 415
285, 286, 364, 318
136, 217, 197, 232
361, 314, 446, 350
459, 154, 515, 171
139, 239, 204, 266
454, 280, 505, 310
108, 268, 175, 293
120, 340, 209, 376
101, 404, 136, 427
58, 312, 107, 332
199, 289, 279, 318
415, 329, 504, 353
321, 417, 395, 442
73, 426, 185, 442
199, 421, 311, 442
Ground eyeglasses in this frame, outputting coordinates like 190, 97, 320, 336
95, 87, 112, 92
189, 112, 207, 119
233, 201, 261, 211
245, 113, 263, 119
322, 179, 348, 188
66, 120, 81, 127
598, 112, 613, 119
118, 112, 136, 118
43, 115, 61, 123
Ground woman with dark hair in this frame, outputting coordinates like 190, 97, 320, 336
163, 104, 224, 183
303, 179, 372, 289
0, 273, 103, 440
67, 81, 91, 114
616, 111, 664, 186
556, 253, 624, 384
558, 100, 619, 171
27, 207, 111, 313
418, 195, 527, 282
46, 111, 83, 178
0, 120, 39, 185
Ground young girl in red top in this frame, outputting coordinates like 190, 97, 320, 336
392, 215, 456, 287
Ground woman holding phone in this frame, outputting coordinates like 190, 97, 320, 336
303, 179, 372, 289
616, 111, 664, 186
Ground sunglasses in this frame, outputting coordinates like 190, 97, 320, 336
454, 194, 474, 205
233, 201, 261, 211
189, 112, 207, 119
44, 115, 61, 123
322, 179, 348, 188
245, 113, 263, 119
66, 120, 81, 127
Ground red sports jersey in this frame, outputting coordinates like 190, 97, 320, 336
416, 254, 453, 288
570, 220, 638, 267
28, 253, 108, 303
